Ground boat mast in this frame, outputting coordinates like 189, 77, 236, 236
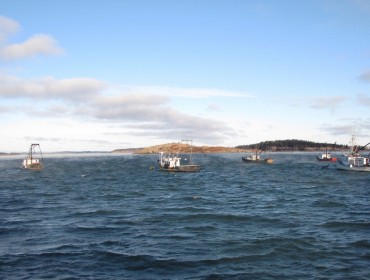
181, 139, 193, 163
350, 135, 357, 154
30, 144, 33, 161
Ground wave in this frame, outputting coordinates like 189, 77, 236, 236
320, 220, 370, 230
311, 199, 347, 208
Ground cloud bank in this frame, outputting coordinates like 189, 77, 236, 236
0, 71, 238, 145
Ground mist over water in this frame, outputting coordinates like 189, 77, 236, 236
1, 153, 369, 279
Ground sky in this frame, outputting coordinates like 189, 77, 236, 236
0, 0, 370, 152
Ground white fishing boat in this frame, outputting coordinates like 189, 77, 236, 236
336, 136, 370, 172
242, 148, 273, 164
242, 151, 260, 162
158, 140, 200, 172
22, 144, 43, 170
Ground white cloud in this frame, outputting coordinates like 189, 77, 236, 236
309, 96, 346, 114
320, 118, 370, 140
120, 85, 253, 99
357, 93, 370, 106
0, 15, 19, 42
0, 74, 105, 100
0, 34, 63, 60
84, 92, 236, 144
88, 94, 170, 121
0, 73, 241, 130
0, 16, 63, 60
206, 104, 221, 112
359, 70, 370, 82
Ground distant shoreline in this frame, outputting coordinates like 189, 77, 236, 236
0, 142, 359, 156
0, 153, 21, 156
0, 149, 352, 156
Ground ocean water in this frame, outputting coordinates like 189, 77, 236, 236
1, 152, 369, 279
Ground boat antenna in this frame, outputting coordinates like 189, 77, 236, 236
350, 135, 357, 154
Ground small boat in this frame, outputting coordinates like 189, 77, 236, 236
317, 142, 337, 162
242, 148, 273, 164
336, 136, 370, 172
22, 144, 43, 170
158, 140, 200, 172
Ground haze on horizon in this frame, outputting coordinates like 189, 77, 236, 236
0, 0, 370, 153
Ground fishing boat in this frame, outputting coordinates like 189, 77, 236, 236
242, 148, 273, 164
158, 140, 200, 172
317, 142, 337, 162
336, 136, 370, 172
22, 144, 43, 170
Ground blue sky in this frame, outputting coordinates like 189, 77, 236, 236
1, 0, 370, 152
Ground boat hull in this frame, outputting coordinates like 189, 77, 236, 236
336, 158, 370, 172
317, 157, 337, 162
160, 164, 200, 172
336, 166, 370, 172
24, 163, 43, 170
337, 163, 370, 172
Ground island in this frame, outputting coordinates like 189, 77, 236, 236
112, 143, 247, 154
112, 139, 353, 154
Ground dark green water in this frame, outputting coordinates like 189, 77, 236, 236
1, 153, 369, 279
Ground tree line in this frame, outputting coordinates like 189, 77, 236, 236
236, 139, 348, 151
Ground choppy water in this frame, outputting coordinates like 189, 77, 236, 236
1, 152, 369, 279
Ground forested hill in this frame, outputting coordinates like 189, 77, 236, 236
236, 139, 348, 151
